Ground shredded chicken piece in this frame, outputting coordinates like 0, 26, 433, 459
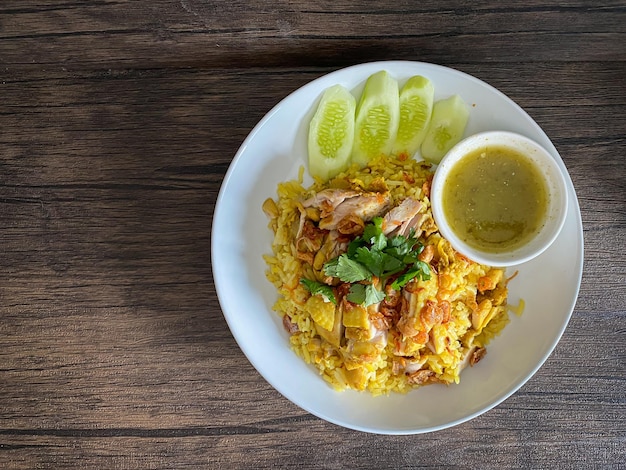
392, 357, 427, 375
303, 188, 391, 231
392, 358, 405, 375
382, 197, 425, 237
383, 197, 422, 233
302, 188, 360, 216
282, 315, 299, 335
370, 309, 392, 331
397, 314, 420, 338
404, 358, 427, 374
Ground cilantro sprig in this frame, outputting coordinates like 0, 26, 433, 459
318, 216, 431, 307
323, 256, 370, 283
300, 278, 336, 304
346, 283, 386, 306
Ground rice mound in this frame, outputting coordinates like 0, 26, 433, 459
263, 155, 510, 395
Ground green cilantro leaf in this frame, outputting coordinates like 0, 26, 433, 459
364, 284, 386, 306
346, 283, 386, 307
321, 215, 431, 306
414, 260, 432, 281
390, 269, 418, 290
390, 261, 432, 290
300, 278, 336, 304
371, 233, 387, 251
323, 254, 371, 283
362, 216, 384, 243
381, 253, 405, 275
346, 283, 366, 304
402, 253, 419, 264
347, 237, 366, 257
353, 246, 384, 277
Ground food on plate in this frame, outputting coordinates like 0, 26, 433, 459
308, 84, 356, 181
442, 145, 549, 252
391, 75, 434, 159
263, 155, 512, 394
351, 71, 400, 167
421, 94, 469, 163
307, 71, 470, 182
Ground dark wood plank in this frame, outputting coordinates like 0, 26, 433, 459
0, 1, 624, 73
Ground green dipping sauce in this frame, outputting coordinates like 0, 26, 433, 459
442, 145, 549, 252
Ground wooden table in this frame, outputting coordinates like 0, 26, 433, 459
1, 1, 624, 468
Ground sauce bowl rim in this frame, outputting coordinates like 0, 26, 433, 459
430, 130, 569, 267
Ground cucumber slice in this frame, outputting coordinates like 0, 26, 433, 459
308, 84, 356, 181
420, 94, 469, 164
392, 75, 434, 159
352, 70, 400, 167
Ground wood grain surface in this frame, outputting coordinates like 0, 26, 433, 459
1, 1, 624, 468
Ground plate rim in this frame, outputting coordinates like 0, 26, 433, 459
211, 60, 584, 434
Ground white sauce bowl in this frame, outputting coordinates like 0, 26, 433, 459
431, 131, 568, 267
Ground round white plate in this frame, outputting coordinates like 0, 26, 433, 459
211, 61, 584, 434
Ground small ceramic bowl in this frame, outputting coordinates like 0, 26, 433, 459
431, 131, 568, 267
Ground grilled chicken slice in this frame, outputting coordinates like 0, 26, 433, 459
302, 189, 361, 216
303, 189, 391, 231
382, 197, 426, 237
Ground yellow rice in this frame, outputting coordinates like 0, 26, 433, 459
263, 155, 511, 395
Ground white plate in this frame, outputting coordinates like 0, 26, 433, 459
211, 61, 584, 434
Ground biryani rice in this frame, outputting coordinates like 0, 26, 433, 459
264, 155, 510, 395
